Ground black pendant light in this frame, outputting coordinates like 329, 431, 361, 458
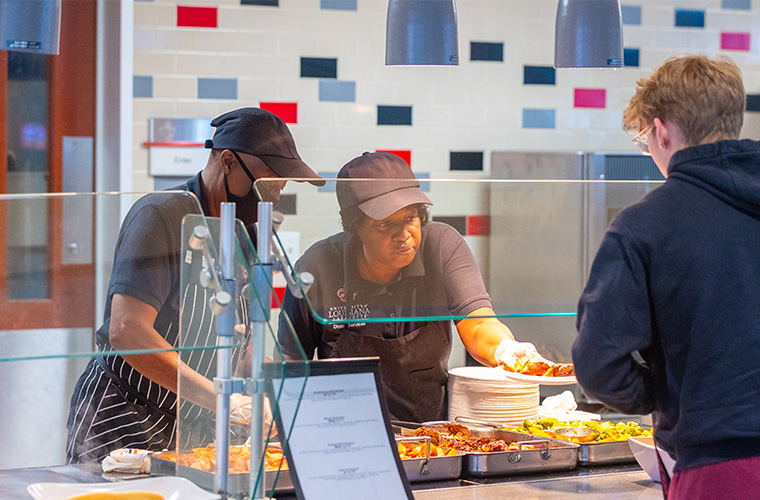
554, 0, 624, 69
385, 0, 459, 66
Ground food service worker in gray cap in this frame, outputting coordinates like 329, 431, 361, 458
66, 107, 322, 463
277, 152, 537, 422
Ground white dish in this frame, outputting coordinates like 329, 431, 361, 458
500, 371, 577, 385
448, 366, 536, 385
448, 366, 540, 425
27, 476, 220, 500
628, 436, 676, 483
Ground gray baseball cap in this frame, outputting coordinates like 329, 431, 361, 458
205, 107, 324, 186
336, 152, 432, 220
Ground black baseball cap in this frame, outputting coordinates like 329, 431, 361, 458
205, 107, 324, 186
336, 152, 432, 220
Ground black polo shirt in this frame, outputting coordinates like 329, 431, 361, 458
278, 222, 492, 360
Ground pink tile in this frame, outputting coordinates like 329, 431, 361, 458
721, 32, 750, 51
260, 102, 298, 124
467, 215, 490, 236
376, 150, 412, 167
177, 6, 217, 28
574, 88, 606, 109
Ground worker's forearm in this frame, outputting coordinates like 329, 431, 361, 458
457, 307, 516, 366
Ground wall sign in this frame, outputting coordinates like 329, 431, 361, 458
146, 118, 211, 176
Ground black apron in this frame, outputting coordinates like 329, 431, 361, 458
329, 322, 451, 422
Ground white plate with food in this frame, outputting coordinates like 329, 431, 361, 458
499, 353, 577, 385
501, 371, 577, 385
27, 476, 220, 500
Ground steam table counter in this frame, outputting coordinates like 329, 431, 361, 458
1, 462, 663, 500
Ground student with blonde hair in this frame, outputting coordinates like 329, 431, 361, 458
573, 54, 760, 499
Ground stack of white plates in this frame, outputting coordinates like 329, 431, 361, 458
447, 366, 539, 425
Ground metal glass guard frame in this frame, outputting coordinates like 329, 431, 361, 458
179, 201, 310, 500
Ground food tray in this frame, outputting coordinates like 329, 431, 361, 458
396, 436, 463, 482
397, 422, 578, 478
479, 427, 637, 466
150, 452, 293, 496
465, 428, 578, 477
574, 439, 636, 465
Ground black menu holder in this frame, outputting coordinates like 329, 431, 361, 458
263, 357, 414, 500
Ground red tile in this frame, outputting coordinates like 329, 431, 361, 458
177, 6, 217, 28
271, 286, 286, 309
574, 88, 606, 109
376, 150, 412, 167
467, 215, 490, 236
260, 102, 298, 124
721, 32, 750, 51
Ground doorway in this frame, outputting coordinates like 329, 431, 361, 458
0, 0, 96, 330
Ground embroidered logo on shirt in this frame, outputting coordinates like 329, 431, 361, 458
328, 303, 370, 322
337, 288, 359, 303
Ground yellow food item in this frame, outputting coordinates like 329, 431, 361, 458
158, 445, 287, 473
67, 492, 164, 500
506, 418, 652, 443
397, 441, 458, 459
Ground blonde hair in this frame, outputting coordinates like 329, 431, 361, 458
623, 54, 745, 145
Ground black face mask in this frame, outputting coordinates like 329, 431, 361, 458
224, 151, 260, 227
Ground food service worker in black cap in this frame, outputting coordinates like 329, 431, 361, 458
66, 108, 323, 463
277, 152, 537, 422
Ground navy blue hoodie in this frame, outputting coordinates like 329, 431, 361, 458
573, 139, 760, 473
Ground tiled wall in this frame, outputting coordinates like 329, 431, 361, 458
132, 0, 760, 277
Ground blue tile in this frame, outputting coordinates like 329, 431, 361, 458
621, 5, 642, 25
321, 0, 357, 10
523, 66, 555, 85
198, 78, 237, 99
301, 57, 337, 78
133, 75, 153, 98
747, 95, 760, 112
675, 9, 705, 28
522, 109, 556, 129
470, 42, 503, 62
241, 0, 278, 5
449, 152, 483, 171
722, 0, 751, 10
377, 105, 412, 126
624, 48, 640, 67
317, 172, 338, 193
319, 80, 356, 102
415, 171, 430, 192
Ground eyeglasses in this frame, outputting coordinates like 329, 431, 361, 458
632, 125, 654, 156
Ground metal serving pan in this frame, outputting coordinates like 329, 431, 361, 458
472, 425, 636, 466
152, 438, 459, 491
574, 439, 636, 465
397, 421, 578, 478
150, 451, 293, 495
465, 428, 578, 477
456, 417, 639, 466
396, 436, 462, 482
